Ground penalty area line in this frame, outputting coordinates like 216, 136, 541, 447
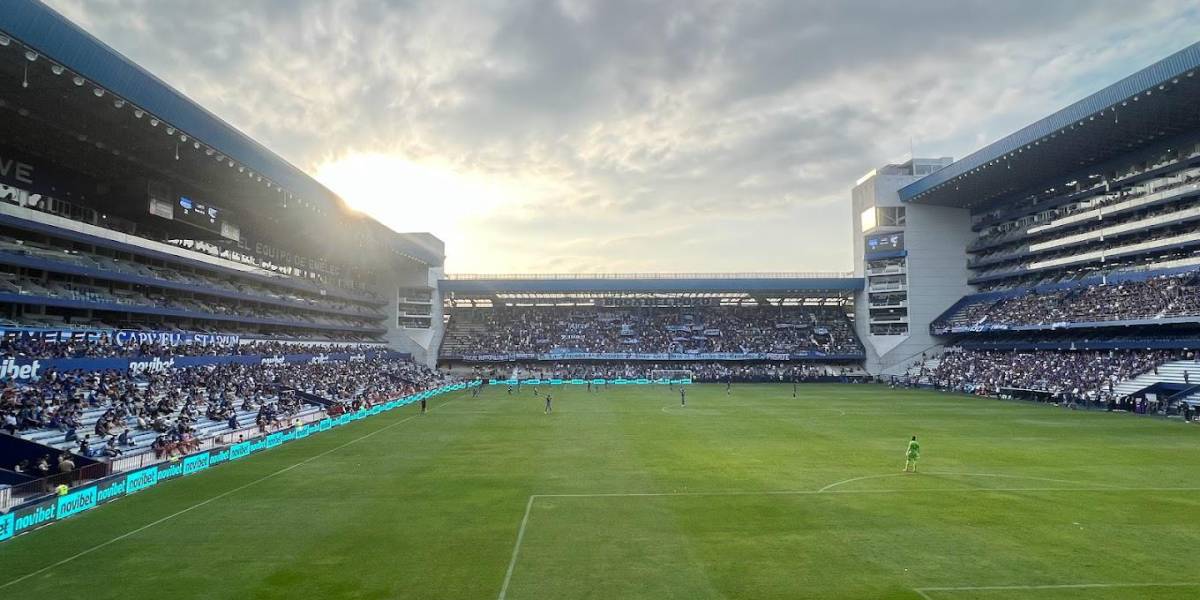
0, 397, 457, 592
496, 483, 1200, 599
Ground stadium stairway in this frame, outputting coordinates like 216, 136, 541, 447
906, 358, 939, 383
1112, 359, 1200, 397
18, 402, 324, 459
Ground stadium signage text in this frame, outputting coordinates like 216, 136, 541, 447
0, 327, 240, 347
0, 357, 41, 381
0, 381, 481, 544
0, 155, 34, 186
0, 351, 409, 382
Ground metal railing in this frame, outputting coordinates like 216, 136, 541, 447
444, 271, 855, 280
3, 410, 334, 512
1, 462, 111, 512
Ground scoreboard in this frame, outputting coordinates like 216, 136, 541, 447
176, 196, 221, 233
147, 182, 239, 241
865, 232, 904, 253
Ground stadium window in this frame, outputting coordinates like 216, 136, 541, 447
879, 207, 906, 227
860, 207, 877, 231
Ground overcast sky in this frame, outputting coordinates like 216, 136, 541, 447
45, 0, 1200, 274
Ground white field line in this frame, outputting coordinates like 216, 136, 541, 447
0, 398, 456, 592
496, 495, 536, 600
817, 471, 1121, 493
496, 478, 1200, 599
915, 581, 1200, 596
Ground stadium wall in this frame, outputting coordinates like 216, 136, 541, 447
381, 263, 444, 368
852, 160, 974, 375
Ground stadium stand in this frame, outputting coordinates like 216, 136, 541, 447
0, 8, 449, 514
842, 42, 1200, 416
442, 305, 861, 357
0, 353, 446, 460
437, 274, 866, 378
465, 362, 864, 383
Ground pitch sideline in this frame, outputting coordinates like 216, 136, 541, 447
0, 396, 460, 592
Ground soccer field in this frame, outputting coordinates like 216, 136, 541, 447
1, 384, 1198, 600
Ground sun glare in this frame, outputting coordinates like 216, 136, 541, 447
315, 153, 513, 239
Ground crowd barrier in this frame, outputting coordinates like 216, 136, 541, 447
0, 381, 480, 544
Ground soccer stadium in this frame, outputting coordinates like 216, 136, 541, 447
1, 2, 1199, 599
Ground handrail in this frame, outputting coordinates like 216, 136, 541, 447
444, 272, 855, 280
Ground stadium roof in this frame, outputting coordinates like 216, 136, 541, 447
899, 42, 1200, 210
440, 273, 863, 295
0, 1, 443, 266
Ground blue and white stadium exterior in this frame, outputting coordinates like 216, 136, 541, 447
853, 42, 1200, 375
0, 1, 445, 365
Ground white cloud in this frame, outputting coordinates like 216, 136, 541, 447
42, 0, 1200, 273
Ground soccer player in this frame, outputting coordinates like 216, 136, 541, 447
904, 436, 921, 473
792, 380, 797, 398
680, 387, 686, 407
420, 397, 427, 414
725, 375, 732, 396
544, 394, 553, 415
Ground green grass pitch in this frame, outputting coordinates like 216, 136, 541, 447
1, 384, 1198, 600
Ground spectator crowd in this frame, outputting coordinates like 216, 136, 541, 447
466, 361, 861, 383
934, 272, 1200, 333
2, 352, 446, 470
442, 306, 861, 357
927, 348, 1181, 402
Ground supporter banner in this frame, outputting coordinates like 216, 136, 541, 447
0, 381, 480, 543
449, 351, 864, 362
0, 327, 240, 347
0, 351, 409, 382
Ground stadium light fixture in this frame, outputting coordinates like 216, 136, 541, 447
50, 64, 64, 76
0, 35, 9, 46
205, 148, 214, 156
72, 75, 85, 87
24, 50, 37, 62
180, 134, 188, 142
92, 88, 105, 98
150, 118, 159, 127
113, 99, 125, 109
166, 126, 175, 135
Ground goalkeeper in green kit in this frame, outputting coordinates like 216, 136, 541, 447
904, 436, 920, 473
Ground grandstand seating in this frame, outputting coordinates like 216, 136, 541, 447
1, 355, 448, 471
1111, 358, 1200, 397
441, 306, 861, 358
933, 272, 1200, 334
923, 349, 1184, 402
964, 145, 1200, 294
464, 361, 865, 382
